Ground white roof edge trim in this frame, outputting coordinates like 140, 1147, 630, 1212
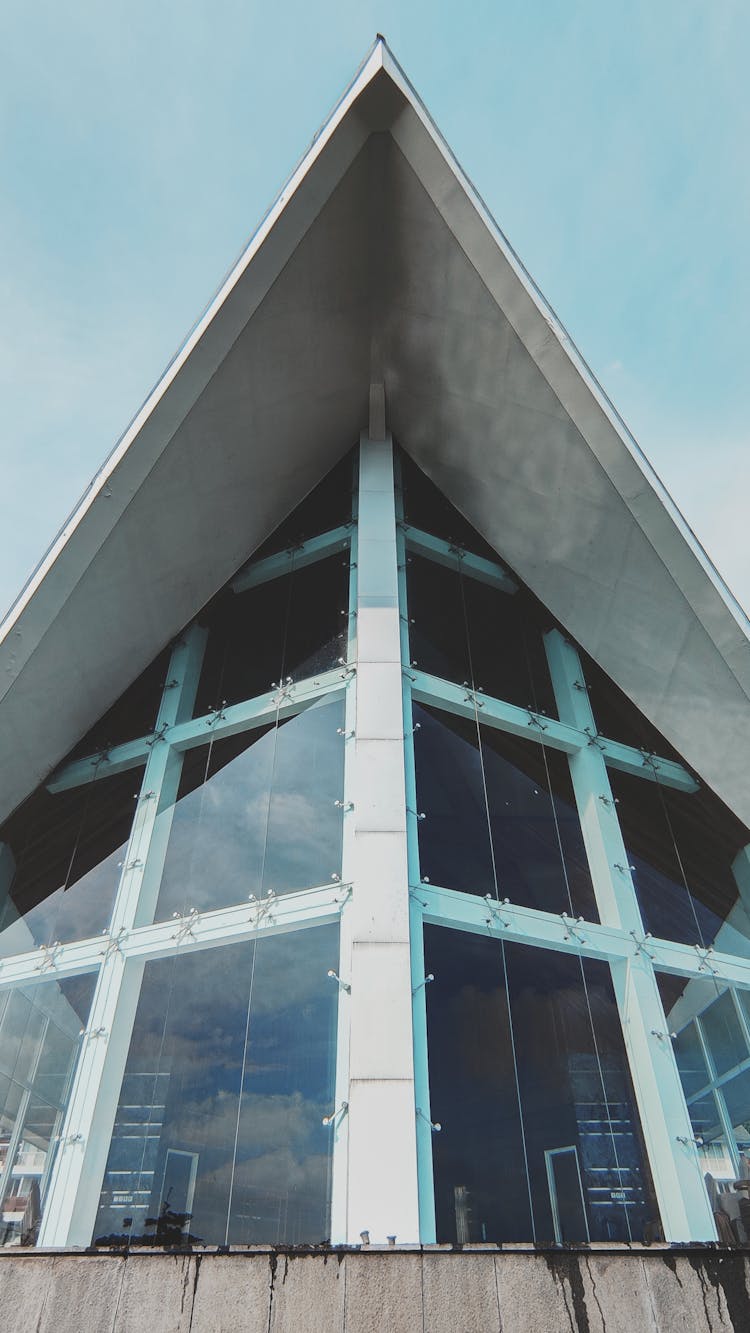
379, 43, 750, 644
0, 38, 387, 648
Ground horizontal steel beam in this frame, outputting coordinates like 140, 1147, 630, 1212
403, 525, 516, 594
48, 668, 350, 791
410, 670, 696, 792
599, 736, 698, 792
231, 525, 352, 594
47, 737, 151, 793
0, 882, 346, 991
168, 667, 349, 751
418, 882, 750, 988
410, 669, 580, 752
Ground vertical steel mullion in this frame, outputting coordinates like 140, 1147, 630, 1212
544, 627, 717, 1242
329, 456, 358, 1243
37, 625, 207, 1246
395, 456, 435, 1242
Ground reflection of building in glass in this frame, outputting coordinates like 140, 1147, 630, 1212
0, 977, 92, 1245
2, 38, 750, 1330
95, 1071, 170, 1239
568, 1058, 649, 1238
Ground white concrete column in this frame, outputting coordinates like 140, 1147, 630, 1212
342, 432, 419, 1244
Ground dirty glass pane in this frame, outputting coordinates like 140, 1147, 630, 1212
93, 925, 338, 1247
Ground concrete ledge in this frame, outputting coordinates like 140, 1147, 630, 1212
1, 1246, 750, 1332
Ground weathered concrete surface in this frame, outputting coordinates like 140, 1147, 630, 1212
1, 1246, 750, 1333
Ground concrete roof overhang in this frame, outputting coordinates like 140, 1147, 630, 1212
2, 39, 749, 827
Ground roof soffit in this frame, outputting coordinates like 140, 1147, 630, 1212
0, 41, 747, 829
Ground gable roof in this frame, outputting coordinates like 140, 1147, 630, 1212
1, 37, 749, 827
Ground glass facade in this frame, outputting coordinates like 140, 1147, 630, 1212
656, 972, 750, 1243
0, 975, 96, 1245
425, 928, 657, 1243
0, 440, 748, 1249
94, 926, 338, 1247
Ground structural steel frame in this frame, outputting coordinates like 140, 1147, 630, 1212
1, 436, 747, 1246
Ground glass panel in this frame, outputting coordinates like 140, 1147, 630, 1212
701, 992, 748, 1078
656, 972, 728, 1096
546, 1147, 588, 1243
151, 698, 344, 922
657, 971, 750, 1237
250, 451, 354, 560
737, 990, 750, 1033
93, 925, 338, 1246
673, 1023, 710, 1098
610, 770, 750, 950
414, 703, 596, 919
581, 652, 683, 760
67, 648, 171, 760
0, 767, 144, 956
400, 451, 499, 559
407, 555, 557, 717
722, 1069, 750, 1132
194, 555, 348, 717
424, 928, 658, 1243
0, 974, 95, 1247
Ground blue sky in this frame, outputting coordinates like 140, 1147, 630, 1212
1, 1, 748, 615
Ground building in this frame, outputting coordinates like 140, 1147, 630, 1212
1, 35, 749, 1331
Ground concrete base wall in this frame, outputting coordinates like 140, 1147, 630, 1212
1, 1246, 750, 1333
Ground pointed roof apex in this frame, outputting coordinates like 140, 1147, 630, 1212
1, 44, 748, 826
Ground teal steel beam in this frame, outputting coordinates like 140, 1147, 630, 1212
231, 525, 352, 594
37, 623, 208, 1247
410, 669, 578, 752
6, 877, 750, 996
597, 736, 698, 793
168, 667, 348, 751
410, 669, 696, 792
47, 736, 152, 793
48, 667, 348, 791
396, 466, 436, 1244
417, 881, 750, 988
402, 525, 516, 594
544, 627, 717, 1243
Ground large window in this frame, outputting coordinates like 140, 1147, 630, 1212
425, 928, 657, 1243
1, 440, 749, 1249
94, 925, 338, 1247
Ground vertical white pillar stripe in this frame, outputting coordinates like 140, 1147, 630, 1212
544, 627, 717, 1242
343, 432, 419, 1244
